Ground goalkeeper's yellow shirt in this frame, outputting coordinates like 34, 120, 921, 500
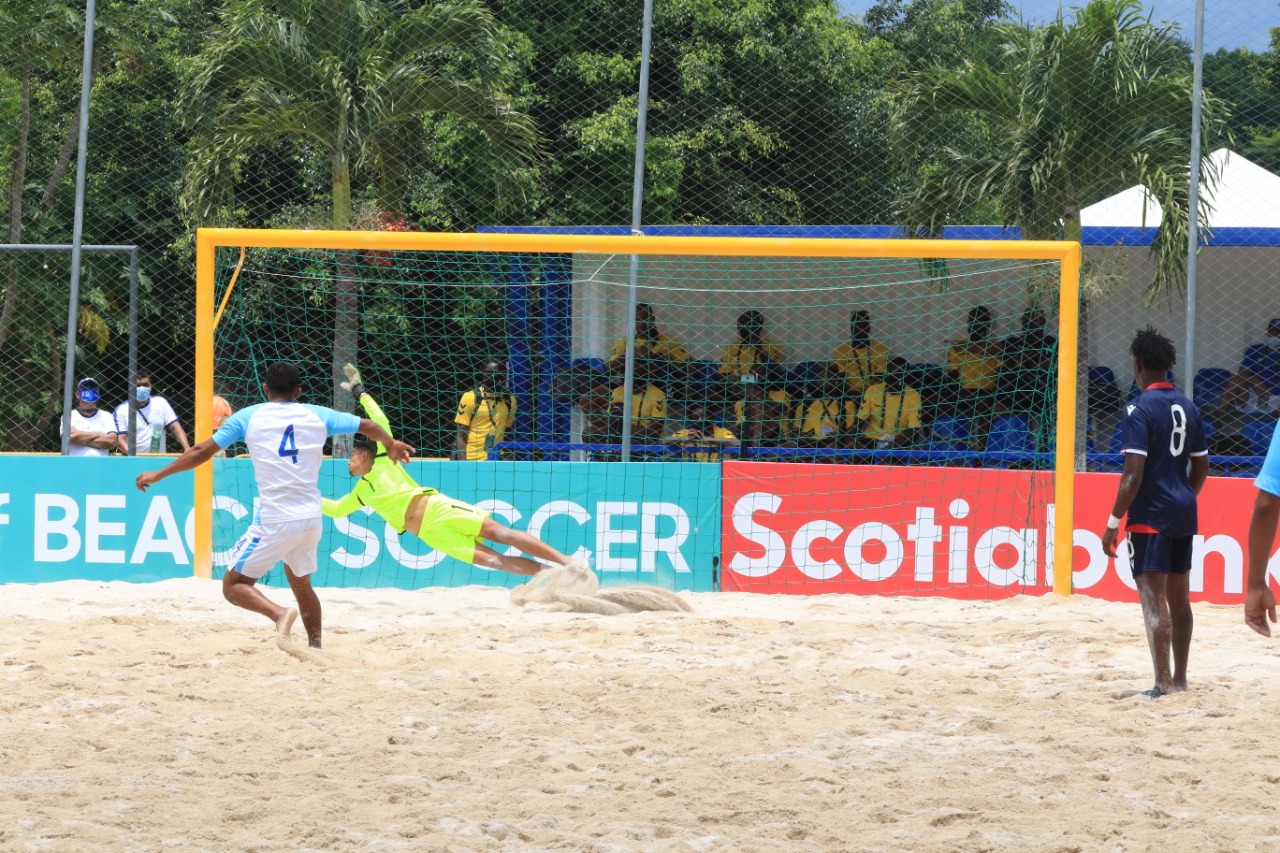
321, 392, 436, 533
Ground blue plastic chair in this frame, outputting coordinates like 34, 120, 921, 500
931, 415, 970, 441
571, 357, 607, 374
1088, 365, 1118, 388
986, 415, 1036, 457
788, 360, 825, 393
1193, 368, 1233, 410
1243, 419, 1277, 455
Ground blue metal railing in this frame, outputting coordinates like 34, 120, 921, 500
488, 441, 1265, 476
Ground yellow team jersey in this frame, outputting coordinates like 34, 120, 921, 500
669, 426, 737, 462
610, 383, 667, 423
719, 340, 786, 376
797, 398, 857, 439
947, 344, 1002, 390
455, 386, 515, 461
831, 341, 890, 392
610, 333, 691, 363
858, 383, 923, 441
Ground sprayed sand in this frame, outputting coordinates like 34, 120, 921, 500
2, 578, 1280, 851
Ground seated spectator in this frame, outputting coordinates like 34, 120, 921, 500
831, 309, 890, 396
455, 359, 516, 460
610, 361, 667, 442
1239, 318, 1280, 404
114, 368, 190, 455
1210, 367, 1274, 456
733, 377, 795, 447
607, 302, 692, 388
794, 365, 858, 447
997, 308, 1056, 417
64, 377, 120, 456
666, 402, 738, 462
857, 357, 924, 449
719, 310, 786, 380
945, 305, 1003, 442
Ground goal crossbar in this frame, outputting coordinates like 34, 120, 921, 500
193, 228, 1081, 592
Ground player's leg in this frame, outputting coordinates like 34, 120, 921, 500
1166, 537, 1194, 693
222, 526, 294, 629
281, 519, 324, 648
479, 517, 572, 566
471, 541, 543, 576
1135, 571, 1173, 697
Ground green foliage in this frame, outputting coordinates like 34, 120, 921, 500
894, 0, 1231, 301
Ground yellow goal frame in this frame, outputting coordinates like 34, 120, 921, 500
194, 228, 1082, 593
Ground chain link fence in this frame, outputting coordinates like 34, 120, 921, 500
1, 0, 1276, 466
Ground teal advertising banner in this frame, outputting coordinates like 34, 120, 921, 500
214, 459, 720, 591
0, 456, 198, 583
0, 457, 720, 590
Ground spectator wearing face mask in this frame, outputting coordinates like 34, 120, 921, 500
64, 377, 121, 456
114, 368, 190, 455
455, 359, 516, 460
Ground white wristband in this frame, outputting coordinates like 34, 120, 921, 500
1106, 514, 1121, 530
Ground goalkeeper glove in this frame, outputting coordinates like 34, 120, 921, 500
340, 363, 365, 400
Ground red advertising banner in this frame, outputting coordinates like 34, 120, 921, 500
720, 462, 1266, 604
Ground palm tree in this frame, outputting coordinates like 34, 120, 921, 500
893, 0, 1229, 464
180, 0, 539, 412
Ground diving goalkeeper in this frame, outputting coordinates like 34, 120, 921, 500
323, 365, 580, 576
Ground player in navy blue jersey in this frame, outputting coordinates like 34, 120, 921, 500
1101, 327, 1209, 699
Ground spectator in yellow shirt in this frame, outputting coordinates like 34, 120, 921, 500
667, 403, 739, 462
733, 383, 795, 446
719, 310, 786, 379
607, 303, 692, 380
454, 359, 516, 460
945, 305, 1004, 393
795, 365, 858, 446
609, 361, 667, 441
832, 309, 890, 395
858, 357, 924, 449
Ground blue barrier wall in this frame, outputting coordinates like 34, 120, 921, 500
0, 457, 720, 591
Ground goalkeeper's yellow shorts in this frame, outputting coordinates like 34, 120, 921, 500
417, 496, 490, 564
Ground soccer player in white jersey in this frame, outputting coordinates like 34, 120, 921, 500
136, 362, 413, 648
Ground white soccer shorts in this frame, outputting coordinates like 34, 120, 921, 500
227, 517, 323, 580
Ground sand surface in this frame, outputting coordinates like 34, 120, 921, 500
3, 579, 1280, 852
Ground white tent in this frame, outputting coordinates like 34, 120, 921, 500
1080, 148, 1280, 390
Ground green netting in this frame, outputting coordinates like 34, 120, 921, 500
211, 244, 1062, 593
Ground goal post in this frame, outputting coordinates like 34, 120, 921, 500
193, 228, 1080, 593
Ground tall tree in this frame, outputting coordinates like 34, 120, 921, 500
181, 0, 539, 415
894, 0, 1229, 463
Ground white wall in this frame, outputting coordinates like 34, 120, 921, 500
571, 253, 1060, 367
568, 248, 1280, 390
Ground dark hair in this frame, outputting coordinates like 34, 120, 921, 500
265, 361, 302, 394
1130, 326, 1177, 374
135, 367, 152, 381
352, 438, 379, 458
967, 305, 994, 341
850, 309, 870, 323
738, 310, 765, 327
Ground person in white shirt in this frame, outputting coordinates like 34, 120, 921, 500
64, 377, 120, 456
114, 368, 191, 454
136, 362, 413, 648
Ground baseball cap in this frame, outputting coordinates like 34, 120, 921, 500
76, 377, 101, 403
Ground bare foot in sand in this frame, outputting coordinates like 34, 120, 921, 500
276, 607, 298, 638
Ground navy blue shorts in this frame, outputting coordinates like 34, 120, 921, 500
1128, 532, 1193, 578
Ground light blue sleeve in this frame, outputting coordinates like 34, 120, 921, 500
1256, 420, 1280, 496
212, 405, 255, 449
303, 404, 362, 436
